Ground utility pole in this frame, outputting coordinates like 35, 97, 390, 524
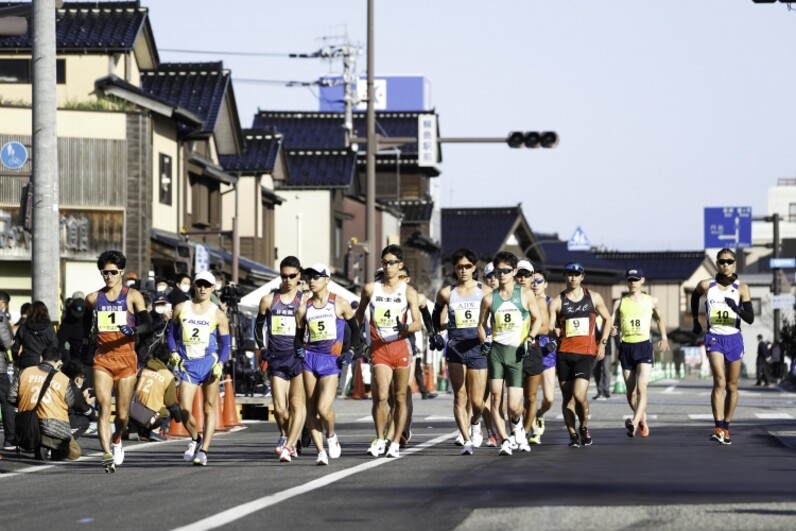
365, 0, 377, 279
32, 0, 60, 317
771, 213, 781, 343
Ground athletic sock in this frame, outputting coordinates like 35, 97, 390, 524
722, 421, 730, 430
714, 420, 723, 429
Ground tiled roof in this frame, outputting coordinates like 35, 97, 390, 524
252, 110, 436, 154
533, 235, 622, 274
386, 199, 434, 223
593, 251, 709, 282
441, 206, 523, 259
0, 1, 152, 55
281, 149, 356, 188
220, 129, 281, 173
141, 62, 230, 136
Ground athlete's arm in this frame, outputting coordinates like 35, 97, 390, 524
355, 283, 373, 327
651, 297, 670, 352
126, 289, 153, 336
592, 292, 612, 361
215, 308, 231, 363
404, 286, 422, 334
337, 298, 362, 353
726, 283, 755, 324
254, 293, 273, 350
432, 286, 450, 333
548, 296, 561, 339
524, 291, 542, 342
477, 292, 493, 344
691, 280, 708, 334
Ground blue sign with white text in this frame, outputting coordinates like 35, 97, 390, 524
704, 207, 752, 249
1, 141, 28, 170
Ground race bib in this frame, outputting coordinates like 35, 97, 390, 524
374, 305, 402, 328
622, 317, 644, 337
494, 308, 520, 333
454, 308, 478, 329
710, 309, 736, 327
97, 310, 127, 333
183, 325, 211, 350
308, 316, 336, 342
565, 318, 589, 337
271, 315, 296, 336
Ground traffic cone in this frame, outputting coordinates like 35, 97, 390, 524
215, 392, 229, 432
613, 364, 626, 395
169, 387, 190, 438
192, 386, 205, 434
424, 363, 435, 393
222, 378, 241, 427
351, 358, 367, 399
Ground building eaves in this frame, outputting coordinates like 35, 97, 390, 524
279, 149, 356, 189
219, 129, 282, 174
95, 74, 202, 126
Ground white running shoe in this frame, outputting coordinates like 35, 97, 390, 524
470, 424, 484, 448
534, 416, 546, 436
499, 439, 513, 456
385, 441, 400, 458
279, 448, 292, 463
454, 433, 465, 446
275, 435, 287, 456
183, 438, 200, 462
367, 438, 386, 457
517, 436, 532, 453
111, 441, 125, 466
327, 433, 342, 459
193, 450, 208, 466
508, 435, 518, 450
461, 441, 474, 455
316, 450, 329, 465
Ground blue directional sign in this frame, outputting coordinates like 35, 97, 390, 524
0, 141, 28, 170
770, 257, 796, 269
704, 207, 752, 249
567, 226, 591, 251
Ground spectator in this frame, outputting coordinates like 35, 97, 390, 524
12, 300, 58, 370
12, 302, 30, 335
168, 273, 192, 306
124, 272, 138, 289
58, 297, 85, 363
60, 360, 96, 438
133, 344, 179, 441
236, 339, 259, 396
770, 341, 783, 384
155, 277, 171, 295
137, 293, 172, 365
0, 290, 17, 450
754, 334, 771, 387
9, 346, 81, 461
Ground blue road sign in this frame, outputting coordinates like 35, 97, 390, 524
704, 207, 752, 249
567, 226, 591, 251
770, 257, 796, 269
0, 141, 28, 170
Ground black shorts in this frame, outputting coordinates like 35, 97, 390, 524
522, 347, 545, 377
618, 341, 654, 371
556, 352, 593, 382
446, 337, 487, 370
267, 350, 303, 381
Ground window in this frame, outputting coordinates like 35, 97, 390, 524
189, 174, 220, 228
335, 218, 343, 260
752, 298, 762, 316
0, 59, 66, 84
789, 203, 796, 223
159, 153, 172, 205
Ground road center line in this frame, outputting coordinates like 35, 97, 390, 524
171, 430, 459, 531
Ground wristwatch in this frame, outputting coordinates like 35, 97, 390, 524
600, 338, 608, 345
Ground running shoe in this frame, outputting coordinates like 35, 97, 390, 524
183, 436, 202, 462
517, 438, 531, 453
710, 427, 725, 444
327, 433, 342, 459
193, 450, 208, 466
111, 440, 125, 466
279, 448, 292, 463
534, 416, 546, 436
316, 450, 329, 465
721, 429, 732, 445
508, 435, 519, 450
367, 438, 386, 457
470, 423, 484, 448
568, 433, 581, 448
461, 441, 474, 456
385, 441, 400, 458
625, 418, 636, 438
486, 433, 498, 448
638, 413, 650, 438
454, 433, 465, 446
289, 445, 298, 458
2, 442, 16, 451
528, 432, 542, 445
499, 439, 513, 456
102, 452, 115, 473
399, 431, 412, 449
275, 435, 287, 456
579, 426, 593, 446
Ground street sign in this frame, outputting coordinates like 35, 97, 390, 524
1, 141, 28, 170
567, 226, 590, 251
704, 207, 752, 249
770, 257, 796, 269
771, 294, 795, 310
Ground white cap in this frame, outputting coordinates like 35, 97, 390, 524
304, 263, 330, 277
194, 270, 216, 284
517, 259, 534, 273
484, 262, 495, 277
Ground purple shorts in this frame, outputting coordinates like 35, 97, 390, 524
705, 332, 745, 362
538, 336, 557, 370
303, 350, 341, 378
618, 341, 654, 371
268, 350, 304, 381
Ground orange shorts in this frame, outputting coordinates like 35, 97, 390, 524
94, 350, 137, 381
371, 339, 412, 370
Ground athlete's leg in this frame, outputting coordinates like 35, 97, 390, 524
93, 369, 115, 454
559, 379, 576, 435
571, 377, 590, 427
448, 362, 470, 440
371, 364, 393, 439
724, 359, 742, 422
178, 381, 200, 440
506, 386, 524, 426
199, 378, 220, 451
303, 370, 323, 452
316, 374, 339, 445
489, 379, 508, 442
111, 374, 136, 442
624, 368, 637, 412
467, 367, 487, 426
390, 367, 412, 443
522, 374, 541, 433
708, 352, 727, 423
270, 375, 291, 436
631, 363, 652, 426
285, 373, 306, 450
537, 367, 556, 417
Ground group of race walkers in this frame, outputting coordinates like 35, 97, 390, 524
35, 243, 751, 471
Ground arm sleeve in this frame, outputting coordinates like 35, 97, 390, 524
254, 312, 267, 349
294, 326, 305, 349
134, 310, 153, 336
432, 304, 444, 334
218, 334, 231, 364
737, 301, 755, 325
346, 317, 362, 351
690, 290, 701, 319
420, 306, 434, 334
167, 321, 178, 352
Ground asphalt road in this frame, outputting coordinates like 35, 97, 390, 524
2, 375, 795, 531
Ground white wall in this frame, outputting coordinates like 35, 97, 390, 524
274, 190, 331, 268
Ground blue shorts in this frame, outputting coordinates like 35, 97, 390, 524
705, 332, 745, 362
538, 336, 557, 370
179, 356, 216, 385
303, 350, 341, 378
618, 341, 654, 371
446, 337, 487, 370
267, 350, 304, 381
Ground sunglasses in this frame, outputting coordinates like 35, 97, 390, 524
531, 278, 545, 285
381, 259, 401, 267
195, 281, 213, 288
101, 270, 122, 277
455, 263, 475, 271
565, 271, 583, 277
280, 273, 300, 280
515, 272, 532, 279
309, 274, 328, 281
494, 268, 514, 276
717, 259, 735, 266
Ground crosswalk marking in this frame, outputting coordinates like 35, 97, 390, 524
688, 414, 715, 420
755, 413, 793, 420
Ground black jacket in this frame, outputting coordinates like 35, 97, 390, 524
13, 321, 59, 369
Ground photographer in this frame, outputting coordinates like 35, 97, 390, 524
60, 360, 96, 439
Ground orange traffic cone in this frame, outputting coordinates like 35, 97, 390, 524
222, 378, 241, 427
192, 386, 205, 434
169, 387, 190, 438
424, 363, 435, 393
351, 358, 367, 399
215, 393, 229, 432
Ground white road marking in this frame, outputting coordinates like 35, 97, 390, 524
355, 416, 373, 422
688, 414, 714, 420
423, 415, 455, 422
662, 386, 681, 394
171, 430, 459, 531
755, 413, 794, 420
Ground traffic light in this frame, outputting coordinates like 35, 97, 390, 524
0, 17, 27, 36
507, 131, 558, 148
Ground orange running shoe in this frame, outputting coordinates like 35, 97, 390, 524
710, 427, 725, 444
638, 413, 650, 437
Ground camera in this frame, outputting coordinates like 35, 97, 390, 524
219, 283, 244, 307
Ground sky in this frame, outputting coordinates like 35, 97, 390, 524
146, 0, 796, 252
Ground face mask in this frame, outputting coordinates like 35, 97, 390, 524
215, 283, 223, 290
156, 285, 167, 293
154, 306, 167, 314
126, 280, 135, 287
179, 284, 190, 293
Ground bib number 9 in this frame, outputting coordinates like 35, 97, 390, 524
565, 318, 589, 337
